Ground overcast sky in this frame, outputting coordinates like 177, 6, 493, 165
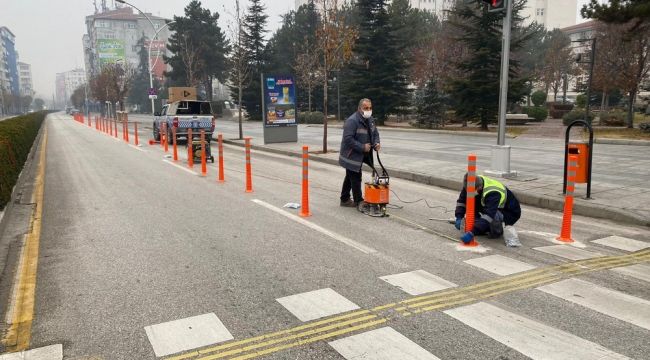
1, 0, 591, 101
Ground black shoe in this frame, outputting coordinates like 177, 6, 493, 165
340, 199, 355, 207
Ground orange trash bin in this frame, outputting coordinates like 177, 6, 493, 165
567, 142, 589, 183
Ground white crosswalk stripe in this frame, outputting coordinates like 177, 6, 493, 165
276, 288, 360, 322
379, 270, 457, 295
464, 254, 536, 276
444, 302, 630, 360
611, 264, 650, 283
592, 236, 650, 252
537, 278, 650, 331
533, 245, 602, 260
329, 327, 441, 360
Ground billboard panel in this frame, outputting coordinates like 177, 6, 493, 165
263, 75, 296, 127
97, 39, 125, 66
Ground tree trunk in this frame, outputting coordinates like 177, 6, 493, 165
308, 84, 312, 113
599, 88, 606, 125
627, 88, 636, 128
323, 65, 328, 153
238, 81, 243, 140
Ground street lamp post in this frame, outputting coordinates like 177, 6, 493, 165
116, 0, 173, 119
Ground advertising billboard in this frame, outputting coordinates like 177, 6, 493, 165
263, 75, 296, 127
97, 39, 126, 66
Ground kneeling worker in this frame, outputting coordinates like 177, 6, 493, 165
454, 174, 521, 246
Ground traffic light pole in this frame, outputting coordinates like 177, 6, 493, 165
486, 0, 517, 178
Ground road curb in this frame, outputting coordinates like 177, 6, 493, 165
595, 138, 650, 146
224, 139, 649, 227
307, 124, 516, 138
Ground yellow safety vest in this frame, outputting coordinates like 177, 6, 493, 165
480, 175, 507, 208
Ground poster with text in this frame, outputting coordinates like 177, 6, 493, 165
97, 39, 126, 66
264, 75, 296, 127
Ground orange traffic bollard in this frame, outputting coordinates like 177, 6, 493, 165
163, 123, 168, 153
134, 121, 139, 146
109, 118, 113, 136
557, 155, 578, 243
217, 134, 224, 182
125, 114, 130, 144
245, 137, 253, 193
200, 130, 207, 177
172, 127, 178, 161
462, 154, 479, 247
187, 128, 194, 168
300, 146, 311, 217
88, 114, 92, 127
114, 118, 118, 138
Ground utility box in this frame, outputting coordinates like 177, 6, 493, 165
567, 142, 589, 183
168, 87, 197, 102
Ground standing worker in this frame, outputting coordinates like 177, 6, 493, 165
455, 174, 522, 247
339, 98, 381, 209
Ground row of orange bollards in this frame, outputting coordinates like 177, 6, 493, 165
72, 111, 140, 146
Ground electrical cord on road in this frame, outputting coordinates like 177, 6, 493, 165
387, 189, 454, 214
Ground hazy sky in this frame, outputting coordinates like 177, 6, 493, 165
1, 0, 591, 101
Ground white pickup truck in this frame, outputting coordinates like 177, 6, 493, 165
153, 100, 215, 143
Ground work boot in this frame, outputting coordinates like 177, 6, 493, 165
340, 199, 355, 207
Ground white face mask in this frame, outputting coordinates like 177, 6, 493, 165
362, 110, 372, 119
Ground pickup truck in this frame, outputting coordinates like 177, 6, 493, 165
153, 100, 215, 143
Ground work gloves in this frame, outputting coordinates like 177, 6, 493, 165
454, 218, 462, 230
460, 231, 474, 244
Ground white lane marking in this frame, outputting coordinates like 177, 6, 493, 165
129, 144, 146, 152
163, 159, 198, 176
592, 236, 650, 252
379, 270, 457, 296
533, 245, 602, 260
276, 288, 360, 322
538, 278, 650, 331
251, 199, 377, 254
329, 327, 441, 360
144, 313, 233, 357
518, 230, 587, 248
455, 243, 489, 253
611, 264, 650, 283
464, 254, 537, 276
0, 344, 62, 360
444, 302, 630, 360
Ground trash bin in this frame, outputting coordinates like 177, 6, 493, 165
567, 142, 589, 183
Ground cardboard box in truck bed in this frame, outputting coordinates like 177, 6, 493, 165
168, 87, 197, 102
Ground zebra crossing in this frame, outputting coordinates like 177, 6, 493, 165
146, 235, 649, 359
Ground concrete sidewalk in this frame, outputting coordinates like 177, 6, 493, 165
215, 124, 649, 227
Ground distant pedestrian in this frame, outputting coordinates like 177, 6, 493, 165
454, 174, 522, 246
339, 98, 381, 208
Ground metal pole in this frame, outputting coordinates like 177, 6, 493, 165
585, 38, 596, 124
497, 0, 512, 146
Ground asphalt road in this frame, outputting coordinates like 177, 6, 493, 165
11, 113, 650, 359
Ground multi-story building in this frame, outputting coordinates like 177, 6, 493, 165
83, 6, 172, 82
55, 69, 87, 109
1, 26, 19, 97
18, 62, 34, 97
520, 0, 577, 30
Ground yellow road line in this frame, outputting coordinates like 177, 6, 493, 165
166, 310, 373, 360
2, 128, 47, 351
171, 248, 650, 360
218, 319, 388, 360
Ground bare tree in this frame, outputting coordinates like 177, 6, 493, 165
593, 22, 650, 127
315, 0, 357, 153
90, 62, 136, 112
180, 35, 203, 88
293, 40, 323, 112
227, 0, 251, 139
541, 30, 576, 102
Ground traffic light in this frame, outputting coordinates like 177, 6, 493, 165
482, 0, 506, 12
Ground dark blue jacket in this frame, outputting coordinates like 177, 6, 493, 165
338, 111, 380, 172
455, 186, 521, 235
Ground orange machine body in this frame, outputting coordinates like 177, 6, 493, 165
364, 183, 389, 205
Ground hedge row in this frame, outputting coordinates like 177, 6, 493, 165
0, 112, 48, 211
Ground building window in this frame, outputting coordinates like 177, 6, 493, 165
129, 23, 136, 29
536, 8, 544, 16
